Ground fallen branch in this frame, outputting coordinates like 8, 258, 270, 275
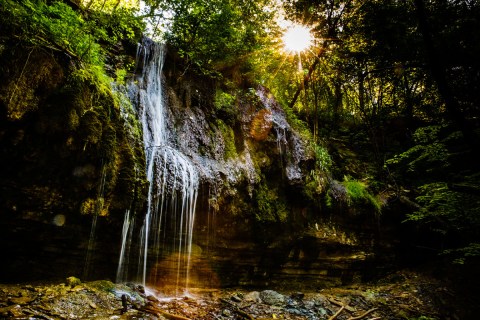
347, 308, 378, 320
328, 298, 356, 312
219, 298, 254, 320
328, 306, 345, 320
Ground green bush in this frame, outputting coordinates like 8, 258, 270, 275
314, 144, 332, 171
214, 90, 237, 123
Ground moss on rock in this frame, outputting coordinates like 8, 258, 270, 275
253, 179, 289, 223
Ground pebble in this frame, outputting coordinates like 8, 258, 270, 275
222, 308, 232, 316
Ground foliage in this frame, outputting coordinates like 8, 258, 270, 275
0, 0, 143, 82
88, 8, 145, 45
145, 0, 278, 77
385, 125, 452, 177
1, 0, 99, 63
81, 0, 138, 12
386, 122, 480, 262
214, 89, 237, 124
407, 182, 480, 235
443, 243, 480, 265
314, 144, 332, 171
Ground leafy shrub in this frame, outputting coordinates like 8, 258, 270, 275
314, 144, 332, 171
407, 182, 480, 235
214, 90, 237, 123
385, 125, 455, 178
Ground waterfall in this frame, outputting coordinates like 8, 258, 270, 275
116, 209, 133, 283
117, 39, 199, 296
83, 164, 107, 280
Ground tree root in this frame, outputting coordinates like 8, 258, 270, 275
328, 298, 356, 312
328, 305, 345, 320
327, 298, 379, 320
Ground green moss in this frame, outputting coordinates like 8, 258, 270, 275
66, 276, 81, 287
214, 90, 236, 111
304, 170, 329, 203
0, 0, 147, 221
0, 48, 64, 121
79, 110, 103, 145
216, 119, 237, 160
254, 180, 289, 223
342, 177, 382, 214
87, 280, 116, 293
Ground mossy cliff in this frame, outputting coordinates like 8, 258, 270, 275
0, 0, 147, 281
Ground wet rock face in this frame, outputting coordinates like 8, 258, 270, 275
133, 47, 382, 290
163, 51, 313, 192
0, 39, 381, 287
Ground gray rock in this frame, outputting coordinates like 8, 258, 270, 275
259, 290, 285, 306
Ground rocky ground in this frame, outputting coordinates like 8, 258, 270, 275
0, 271, 466, 320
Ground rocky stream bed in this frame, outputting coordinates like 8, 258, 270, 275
0, 270, 466, 320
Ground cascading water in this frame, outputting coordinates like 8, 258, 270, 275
117, 39, 199, 296
116, 209, 133, 283
83, 165, 107, 280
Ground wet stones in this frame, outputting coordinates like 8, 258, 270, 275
259, 290, 285, 306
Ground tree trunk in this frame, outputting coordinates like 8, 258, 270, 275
288, 45, 326, 110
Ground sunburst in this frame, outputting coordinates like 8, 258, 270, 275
282, 24, 313, 53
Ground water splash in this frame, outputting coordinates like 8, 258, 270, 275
118, 39, 199, 296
